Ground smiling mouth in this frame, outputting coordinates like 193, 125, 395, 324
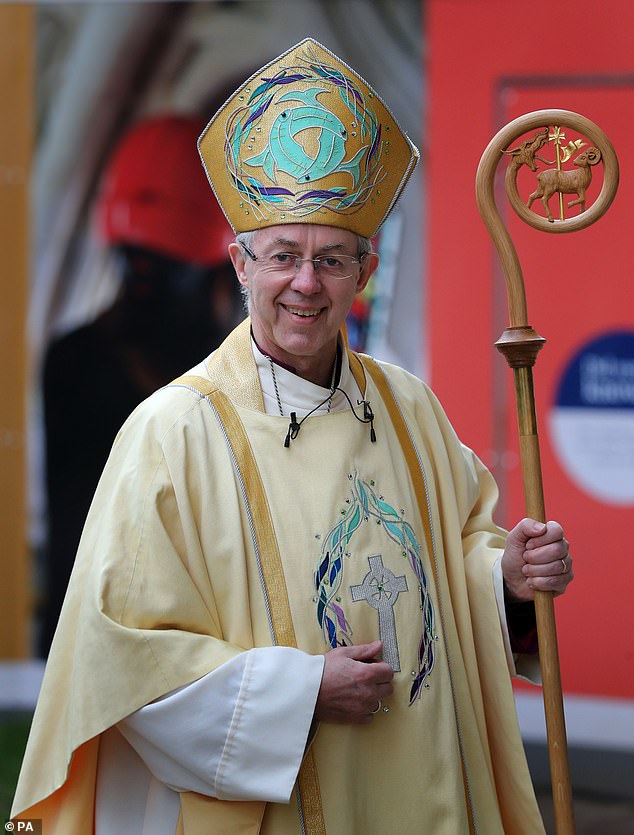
284, 306, 321, 318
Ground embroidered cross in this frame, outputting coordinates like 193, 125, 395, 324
350, 554, 408, 671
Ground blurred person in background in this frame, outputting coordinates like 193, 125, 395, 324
39, 115, 239, 655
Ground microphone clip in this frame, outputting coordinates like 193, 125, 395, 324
284, 412, 301, 447
362, 400, 377, 443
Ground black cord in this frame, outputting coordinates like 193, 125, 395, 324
284, 387, 376, 447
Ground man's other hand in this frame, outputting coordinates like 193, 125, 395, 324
502, 518, 573, 602
314, 640, 394, 725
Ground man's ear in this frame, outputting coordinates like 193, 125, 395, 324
355, 252, 379, 294
228, 242, 249, 288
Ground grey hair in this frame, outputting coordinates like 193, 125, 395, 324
234, 229, 374, 312
355, 235, 373, 258
235, 230, 258, 253
234, 232, 255, 311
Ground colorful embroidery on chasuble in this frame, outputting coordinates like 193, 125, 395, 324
313, 472, 436, 703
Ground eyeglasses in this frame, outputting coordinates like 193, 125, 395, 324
240, 243, 366, 280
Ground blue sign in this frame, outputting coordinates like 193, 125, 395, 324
556, 331, 634, 410
550, 330, 634, 506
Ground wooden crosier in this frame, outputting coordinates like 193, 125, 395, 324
475, 110, 619, 835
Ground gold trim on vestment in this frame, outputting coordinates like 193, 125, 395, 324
205, 318, 265, 412
211, 388, 297, 647
347, 349, 367, 394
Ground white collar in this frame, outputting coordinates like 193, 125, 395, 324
252, 339, 363, 418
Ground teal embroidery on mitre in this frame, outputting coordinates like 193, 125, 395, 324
224, 45, 386, 224
313, 473, 436, 703
244, 88, 368, 187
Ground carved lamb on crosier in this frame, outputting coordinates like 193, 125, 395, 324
527, 146, 602, 222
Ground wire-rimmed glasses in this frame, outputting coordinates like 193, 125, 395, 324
240, 242, 366, 280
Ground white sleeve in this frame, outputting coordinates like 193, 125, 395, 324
492, 557, 541, 684
117, 646, 325, 803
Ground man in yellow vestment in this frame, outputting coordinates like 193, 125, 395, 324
12, 39, 573, 834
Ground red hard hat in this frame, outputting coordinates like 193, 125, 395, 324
96, 115, 233, 267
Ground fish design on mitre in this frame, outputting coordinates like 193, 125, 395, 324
244, 87, 369, 187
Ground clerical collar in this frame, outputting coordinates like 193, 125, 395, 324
251, 337, 360, 419
250, 331, 342, 387
250, 334, 298, 375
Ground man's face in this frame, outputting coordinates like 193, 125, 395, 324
229, 224, 378, 386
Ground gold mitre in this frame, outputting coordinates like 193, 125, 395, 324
198, 38, 419, 238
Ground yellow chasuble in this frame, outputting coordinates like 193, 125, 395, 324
12, 318, 544, 834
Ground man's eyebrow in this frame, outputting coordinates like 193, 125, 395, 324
269, 236, 300, 248
319, 243, 349, 253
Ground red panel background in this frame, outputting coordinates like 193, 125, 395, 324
428, 0, 634, 699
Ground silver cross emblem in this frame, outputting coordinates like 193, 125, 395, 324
350, 554, 408, 671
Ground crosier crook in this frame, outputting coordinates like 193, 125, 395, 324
475, 109, 619, 835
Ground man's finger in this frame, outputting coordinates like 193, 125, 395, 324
505, 519, 548, 559
341, 640, 383, 662
524, 520, 565, 550
523, 553, 572, 576
523, 541, 570, 566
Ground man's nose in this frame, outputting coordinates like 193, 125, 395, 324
290, 258, 321, 292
